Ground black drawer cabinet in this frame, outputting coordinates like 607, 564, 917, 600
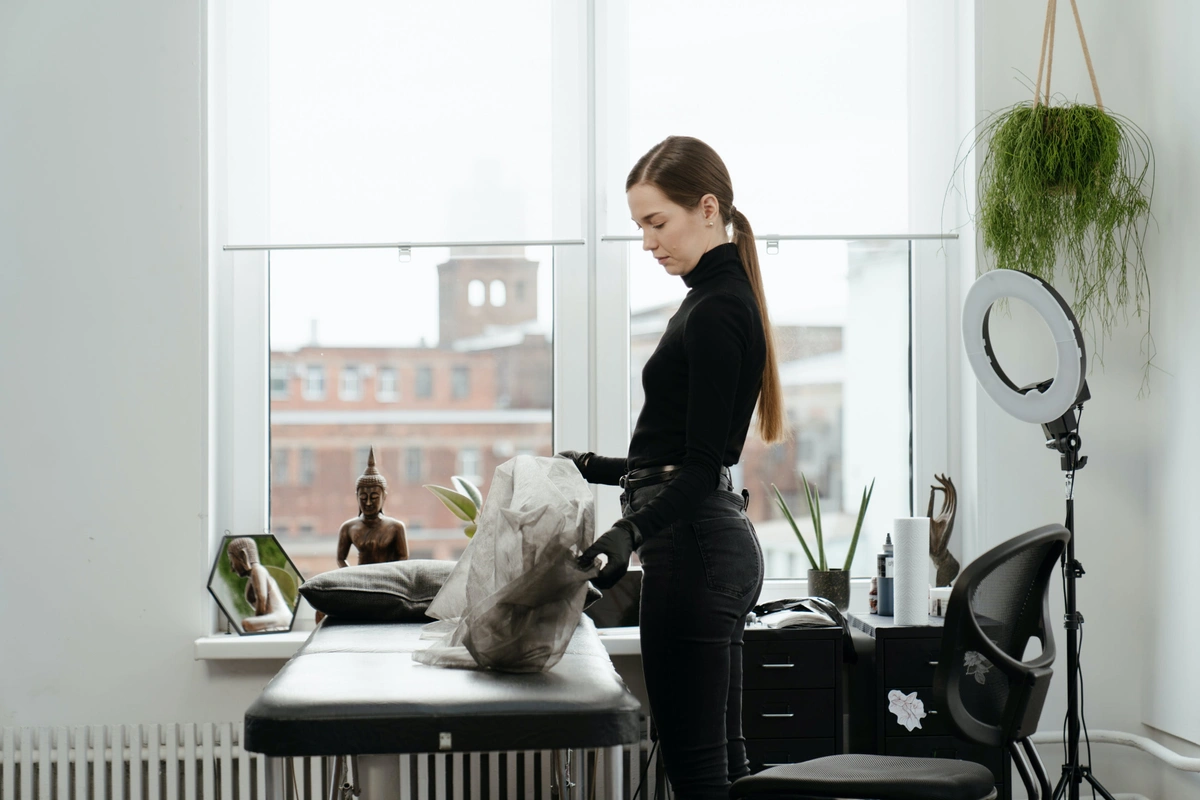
741, 625, 844, 773
848, 613, 1012, 800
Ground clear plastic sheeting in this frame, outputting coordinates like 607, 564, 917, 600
415, 455, 597, 673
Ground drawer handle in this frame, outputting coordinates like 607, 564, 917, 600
927, 660, 939, 666
762, 762, 792, 767
761, 663, 795, 669
926, 710, 938, 715
760, 713, 794, 718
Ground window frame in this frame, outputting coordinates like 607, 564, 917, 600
376, 366, 399, 402
338, 365, 363, 401
207, 0, 960, 631
301, 364, 326, 401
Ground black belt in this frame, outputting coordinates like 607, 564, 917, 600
620, 464, 750, 513
619, 464, 734, 493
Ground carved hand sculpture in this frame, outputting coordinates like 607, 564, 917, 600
927, 473, 960, 586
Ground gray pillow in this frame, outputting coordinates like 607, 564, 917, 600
299, 560, 458, 622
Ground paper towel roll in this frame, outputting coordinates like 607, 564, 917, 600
893, 517, 929, 626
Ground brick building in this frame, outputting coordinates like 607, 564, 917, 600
273, 247, 850, 579
270, 248, 552, 577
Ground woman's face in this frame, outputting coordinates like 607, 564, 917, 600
627, 183, 718, 277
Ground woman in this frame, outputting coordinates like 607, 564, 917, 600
564, 135, 786, 799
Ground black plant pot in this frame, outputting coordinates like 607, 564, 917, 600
807, 568, 850, 612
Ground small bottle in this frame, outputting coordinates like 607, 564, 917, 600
877, 534, 895, 616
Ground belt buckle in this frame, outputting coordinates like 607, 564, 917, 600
618, 474, 628, 489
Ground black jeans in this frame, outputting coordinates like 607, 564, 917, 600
624, 475, 765, 800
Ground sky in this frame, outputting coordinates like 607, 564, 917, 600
257, 0, 909, 351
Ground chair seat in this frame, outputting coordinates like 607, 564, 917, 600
731, 754, 997, 800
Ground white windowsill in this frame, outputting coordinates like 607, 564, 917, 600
194, 578, 874, 661
194, 631, 312, 660
193, 627, 643, 660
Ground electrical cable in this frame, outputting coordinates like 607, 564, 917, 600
630, 739, 658, 800
1080, 622, 1094, 769
1074, 406, 1091, 778
1061, 557, 1070, 768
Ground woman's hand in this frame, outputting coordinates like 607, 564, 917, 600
555, 450, 593, 477
577, 520, 642, 589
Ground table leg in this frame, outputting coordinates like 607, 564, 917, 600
605, 746, 623, 800
326, 756, 347, 800
357, 754, 401, 800
264, 758, 285, 800
571, 749, 585, 800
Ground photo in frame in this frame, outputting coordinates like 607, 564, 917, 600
207, 534, 304, 635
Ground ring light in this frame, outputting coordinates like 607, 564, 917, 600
961, 269, 1085, 424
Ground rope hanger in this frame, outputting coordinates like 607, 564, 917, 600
1033, 0, 1104, 110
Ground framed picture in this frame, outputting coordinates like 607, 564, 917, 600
207, 534, 304, 635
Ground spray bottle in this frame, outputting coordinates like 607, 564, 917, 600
877, 533, 895, 616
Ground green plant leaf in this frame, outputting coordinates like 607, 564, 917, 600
423, 484, 477, 522
464, 523, 477, 539
843, 478, 875, 572
801, 474, 826, 570
772, 483, 818, 570
451, 475, 484, 511
951, 100, 1156, 389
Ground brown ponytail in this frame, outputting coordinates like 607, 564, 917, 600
627, 136, 788, 444
729, 207, 787, 443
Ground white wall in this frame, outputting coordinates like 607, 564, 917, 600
0, 0, 278, 727
1142, 0, 1200, 795
965, 1, 1200, 797
3, 2, 1199, 795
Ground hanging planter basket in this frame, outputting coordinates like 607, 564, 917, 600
959, 0, 1154, 376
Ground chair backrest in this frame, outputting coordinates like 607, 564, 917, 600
932, 524, 1070, 749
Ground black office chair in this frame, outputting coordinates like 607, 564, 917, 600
731, 523, 1070, 800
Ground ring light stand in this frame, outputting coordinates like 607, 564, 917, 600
962, 269, 1112, 800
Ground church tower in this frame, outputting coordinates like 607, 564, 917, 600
437, 246, 540, 346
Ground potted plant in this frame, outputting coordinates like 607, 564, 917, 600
952, 0, 1154, 378
424, 475, 483, 538
771, 475, 874, 611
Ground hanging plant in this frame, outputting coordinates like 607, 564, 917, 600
953, 0, 1154, 378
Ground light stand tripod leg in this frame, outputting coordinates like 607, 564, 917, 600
1049, 454, 1115, 800
1083, 770, 1119, 800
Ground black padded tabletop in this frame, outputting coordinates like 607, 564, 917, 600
244, 616, 643, 756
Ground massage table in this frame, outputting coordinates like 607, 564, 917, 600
244, 616, 643, 799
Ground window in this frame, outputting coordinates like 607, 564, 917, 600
630, 240, 909, 578
415, 366, 433, 399
339, 365, 363, 401
489, 280, 506, 307
302, 365, 325, 400
405, 447, 423, 485
610, 2, 927, 579
451, 366, 470, 399
458, 447, 482, 482
271, 449, 290, 485
214, 1, 954, 586
468, 280, 486, 307
270, 361, 291, 400
299, 448, 316, 486
353, 446, 371, 479
376, 367, 399, 402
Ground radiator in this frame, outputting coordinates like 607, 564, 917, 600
0, 720, 662, 800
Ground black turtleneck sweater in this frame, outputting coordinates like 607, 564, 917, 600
587, 242, 767, 535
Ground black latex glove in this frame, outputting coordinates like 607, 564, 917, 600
555, 450, 594, 478
578, 520, 642, 590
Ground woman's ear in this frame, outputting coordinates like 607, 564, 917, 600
699, 193, 721, 223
